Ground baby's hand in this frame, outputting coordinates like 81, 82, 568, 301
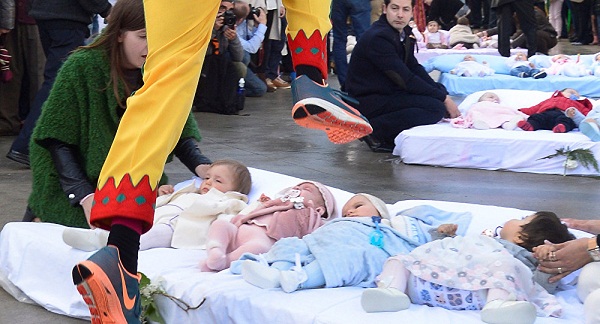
408, 21, 417, 28
259, 193, 271, 202
158, 184, 174, 196
565, 107, 576, 118
532, 243, 555, 260
437, 224, 458, 236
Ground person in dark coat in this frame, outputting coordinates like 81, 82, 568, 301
345, 0, 460, 152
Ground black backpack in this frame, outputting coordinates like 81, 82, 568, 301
193, 53, 244, 115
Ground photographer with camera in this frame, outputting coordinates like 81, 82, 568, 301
234, 1, 268, 97
193, 0, 245, 114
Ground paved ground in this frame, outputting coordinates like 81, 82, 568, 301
1, 39, 599, 323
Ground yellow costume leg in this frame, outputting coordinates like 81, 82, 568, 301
91, 0, 220, 232
283, 0, 331, 80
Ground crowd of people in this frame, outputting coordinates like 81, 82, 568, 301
1, 0, 600, 323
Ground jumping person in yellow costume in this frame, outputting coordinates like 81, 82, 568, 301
72, 0, 373, 322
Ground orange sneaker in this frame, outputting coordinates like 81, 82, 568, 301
291, 75, 373, 144
72, 246, 141, 324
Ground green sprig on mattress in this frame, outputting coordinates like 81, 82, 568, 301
539, 147, 599, 176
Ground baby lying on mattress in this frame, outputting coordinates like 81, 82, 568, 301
232, 193, 471, 291
236, 194, 574, 324
63, 159, 252, 251
361, 211, 575, 324
449, 55, 495, 77
450, 91, 526, 130
517, 88, 593, 133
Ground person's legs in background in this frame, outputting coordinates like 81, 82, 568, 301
331, 0, 371, 91
468, 0, 483, 28
496, 4, 515, 57
570, 0, 594, 44
549, 0, 564, 39
72, 1, 219, 323
7, 21, 87, 166
488, 4, 498, 28
512, 0, 537, 56
265, 16, 290, 90
279, 46, 296, 83
0, 22, 44, 137
481, 0, 491, 28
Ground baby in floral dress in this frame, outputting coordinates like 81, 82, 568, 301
362, 211, 575, 324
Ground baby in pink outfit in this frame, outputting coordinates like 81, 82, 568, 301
450, 92, 526, 130
200, 180, 336, 271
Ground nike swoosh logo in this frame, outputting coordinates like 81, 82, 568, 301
119, 265, 137, 310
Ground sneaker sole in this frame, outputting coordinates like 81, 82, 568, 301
73, 262, 128, 324
361, 288, 410, 313
292, 98, 373, 144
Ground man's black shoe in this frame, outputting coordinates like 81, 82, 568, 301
6, 150, 30, 167
359, 135, 394, 153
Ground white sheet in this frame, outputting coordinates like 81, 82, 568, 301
414, 48, 527, 63
393, 90, 600, 176
0, 168, 589, 323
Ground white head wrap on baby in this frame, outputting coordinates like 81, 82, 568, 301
355, 193, 389, 219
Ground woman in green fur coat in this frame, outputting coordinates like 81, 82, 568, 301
25, 2, 212, 228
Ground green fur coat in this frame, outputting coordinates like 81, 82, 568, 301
29, 48, 201, 228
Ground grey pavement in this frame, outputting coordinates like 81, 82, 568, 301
1, 39, 599, 323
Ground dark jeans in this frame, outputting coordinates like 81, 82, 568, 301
571, 0, 594, 44
528, 109, 576, 131
260, 12, 287, 80
497, 0, 537, 57
10, 21, 87, 154
242, 52, 267, 97
358, 93, 446, 144
468, 0, 491, 27
331, 0, 371, 89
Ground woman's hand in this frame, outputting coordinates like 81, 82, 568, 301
562, 218, 600, 235
444, 96, 461, 118
533, 237, 593, 283
195, 164, 211, 179
437, 224, 458, 236
80, 193, 96, 229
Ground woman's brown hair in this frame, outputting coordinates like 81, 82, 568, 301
81, 0, 145, 108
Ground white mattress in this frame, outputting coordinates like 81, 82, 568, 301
421, 53, 600, 97
415, 47, 526, 63
439, 73, 600, 97
393, 90, 600, 176
0, 168, 588, 323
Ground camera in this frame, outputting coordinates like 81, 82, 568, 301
246, 5, 261, 20
221, 9, 236, 28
